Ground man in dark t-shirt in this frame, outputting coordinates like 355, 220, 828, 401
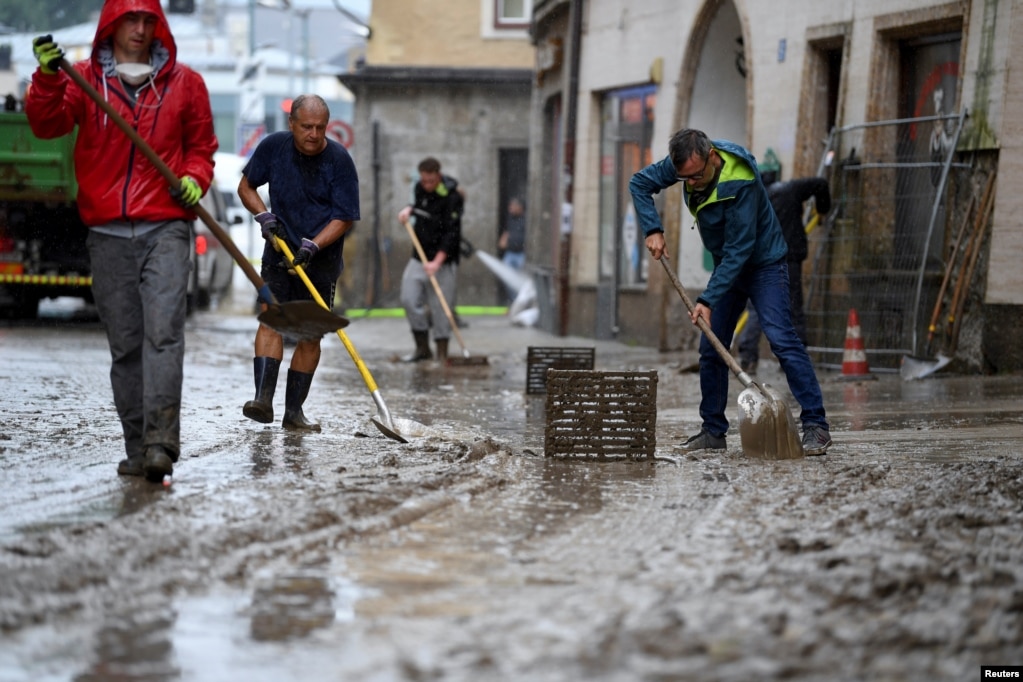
238, 94, 360, 432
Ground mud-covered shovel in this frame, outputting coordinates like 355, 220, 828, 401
274, 236, 430, 443
660, 254, 803, 460
55, 57, 347, 341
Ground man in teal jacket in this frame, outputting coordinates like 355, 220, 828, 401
630, 128, 831, 455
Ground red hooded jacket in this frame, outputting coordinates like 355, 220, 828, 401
25, 0, 217, 227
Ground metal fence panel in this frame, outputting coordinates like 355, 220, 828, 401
803, 111, 969, 371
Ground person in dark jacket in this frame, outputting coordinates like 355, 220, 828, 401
630, 128, 831, 456
737, 174, 831, 372
26, 0, 218, 482
238, 94, 360, 434
398, 157, 464, 362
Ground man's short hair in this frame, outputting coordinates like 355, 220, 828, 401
668, 128, 712, 169
418, 157, 441, 174
289, 94, 329, 120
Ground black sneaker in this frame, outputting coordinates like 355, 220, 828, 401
117, 455, 145, 477
680, 430, 726, 452
802, 425, 832, 456
143, 446, 174, 482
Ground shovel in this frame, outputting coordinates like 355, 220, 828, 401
400, 218, 488, 366
55, 58, 348, 341
659, 254, 803, 460
273, 236, 428, 443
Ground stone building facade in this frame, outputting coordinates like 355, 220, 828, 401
528, 0, 1023, 373
339, 0, 534, 311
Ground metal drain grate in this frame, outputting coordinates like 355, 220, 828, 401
526, 346, 596, 394
544, 369, 657, 460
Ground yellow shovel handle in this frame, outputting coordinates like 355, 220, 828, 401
273, 236, 379, 394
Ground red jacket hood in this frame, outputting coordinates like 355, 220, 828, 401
92, 0, 176, 68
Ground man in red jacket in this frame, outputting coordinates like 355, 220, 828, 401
26, 0, 218, 482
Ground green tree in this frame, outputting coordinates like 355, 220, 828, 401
0, 0, 105, 33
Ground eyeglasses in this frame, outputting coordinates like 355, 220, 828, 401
677, 149, 714, 183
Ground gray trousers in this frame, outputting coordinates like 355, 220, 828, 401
400, 259, 457, 340
87, 221, 190, 460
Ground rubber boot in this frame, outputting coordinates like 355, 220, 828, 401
243, 357, 281, 424
435, 338, 449, 362
143, 445, 174, 483
401, 330, 432, 362
282, 369, 321, 432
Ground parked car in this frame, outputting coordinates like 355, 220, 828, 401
188, 180, 238, 313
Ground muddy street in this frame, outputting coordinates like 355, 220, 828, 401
1, 303, 1022, 681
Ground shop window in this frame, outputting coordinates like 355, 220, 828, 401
598, 85, 656, 286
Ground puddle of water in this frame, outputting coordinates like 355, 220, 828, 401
0, 572, 367, 682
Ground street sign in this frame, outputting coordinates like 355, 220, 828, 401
326, 120, 354, 148
238, 124, 265, 158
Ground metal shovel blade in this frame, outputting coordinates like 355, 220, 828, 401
737, 381, 805, 460
371, 415, 436, 442
370, 416, 408, 443
899, 353, 952, 381
257, 301, 349, 340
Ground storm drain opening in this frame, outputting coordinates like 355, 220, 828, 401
544, 369, 657, 461
526, 346, 596, 394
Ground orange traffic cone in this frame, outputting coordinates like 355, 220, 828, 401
839, 308, 876, 380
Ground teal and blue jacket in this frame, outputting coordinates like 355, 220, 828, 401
629, 139, 788, 309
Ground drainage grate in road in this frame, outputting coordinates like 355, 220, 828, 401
544, 369, 657, 460
526, 346, 596, 394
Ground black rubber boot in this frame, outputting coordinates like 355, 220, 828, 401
243, 357, 281, 424
117, 455, 145, 477
435, 338, 449, 362
401, 331, 432, 362
143, 445, 174, 482
282, 369, 321, 433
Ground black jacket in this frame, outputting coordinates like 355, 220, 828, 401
767, 177, 831, 262
409, 174, 463, 265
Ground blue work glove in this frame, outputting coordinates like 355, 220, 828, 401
170, 176, 202, 208
291, 238, 319, 268
32, 35, 64, 75
255, 212, 284, 241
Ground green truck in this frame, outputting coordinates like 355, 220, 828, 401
0, 110, 91, 318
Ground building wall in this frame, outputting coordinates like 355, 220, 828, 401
366, 0, 534, 68
548, 0, 1022, 369
341, 0, 535, 311
342, 80, 531, 310
986, 0, 1023, 306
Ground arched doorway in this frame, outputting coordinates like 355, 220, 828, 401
673, 0, 749, 290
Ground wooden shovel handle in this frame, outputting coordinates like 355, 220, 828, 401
659, 254, 753, 388
56, 59, 273, 303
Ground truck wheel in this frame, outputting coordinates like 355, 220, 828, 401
3, 295, 40, 320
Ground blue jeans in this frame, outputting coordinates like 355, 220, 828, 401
502, 250, 526, 270
698, 258, 827, 436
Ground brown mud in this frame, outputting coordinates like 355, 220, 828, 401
0, 307, 1021, 680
